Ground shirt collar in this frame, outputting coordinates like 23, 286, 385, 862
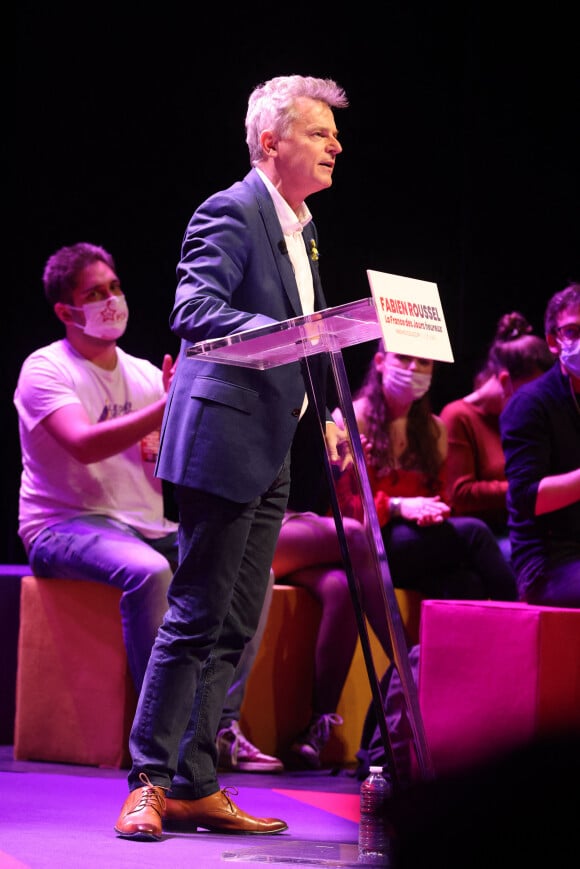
256, 168, 312, 235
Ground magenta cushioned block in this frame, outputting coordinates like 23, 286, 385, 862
418, 599, 580, 774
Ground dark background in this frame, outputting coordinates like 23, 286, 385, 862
4, 3, 578, 563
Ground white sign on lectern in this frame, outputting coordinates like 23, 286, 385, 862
367, 269, 454, 362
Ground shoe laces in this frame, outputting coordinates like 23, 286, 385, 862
220, 785, 239, 812
302, 713, 344, 751
134, 772, 166, 815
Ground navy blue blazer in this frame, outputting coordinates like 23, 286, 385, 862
156, 169, 329, 502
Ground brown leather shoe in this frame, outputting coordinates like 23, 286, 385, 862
164, 786, 288, 834
114, 773, 167, 841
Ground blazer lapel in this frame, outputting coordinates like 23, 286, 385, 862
246, 170, 303, 318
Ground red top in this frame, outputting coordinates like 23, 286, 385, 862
440, 398, 508, 527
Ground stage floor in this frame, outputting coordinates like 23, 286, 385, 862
0, 745, 373, 868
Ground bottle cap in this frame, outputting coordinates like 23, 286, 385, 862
369, 765, 384, 773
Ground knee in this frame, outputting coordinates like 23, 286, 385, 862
316, 569, 353, 614
454, 516, 494, 546
343, 518, 369, 557
119, 556, 174, 597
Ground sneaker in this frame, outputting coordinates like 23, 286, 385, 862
217, 721, 284, 773
289, 713, 344, 770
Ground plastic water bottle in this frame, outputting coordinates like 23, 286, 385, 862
358, 765, 391, 865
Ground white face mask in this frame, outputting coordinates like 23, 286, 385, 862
68, 295, 129, 340
560, 338, 580, 378
382, 365, 432, 404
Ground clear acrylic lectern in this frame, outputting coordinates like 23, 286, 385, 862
187, 297, 434, 787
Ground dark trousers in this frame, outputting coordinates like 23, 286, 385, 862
127, 455, 290, 798
383, 516, 517, 601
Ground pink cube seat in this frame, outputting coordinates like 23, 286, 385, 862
418, 599, 580, 775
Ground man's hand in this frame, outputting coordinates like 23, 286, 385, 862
324, 420, 352, 471
162, 354, 177, 393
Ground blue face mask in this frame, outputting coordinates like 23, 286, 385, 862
560, 339, 580, 378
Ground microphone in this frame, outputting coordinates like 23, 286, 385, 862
278, 240, 288, 255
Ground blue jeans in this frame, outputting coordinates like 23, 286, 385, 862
28, 515, 178, 691
128, 457, 290, 798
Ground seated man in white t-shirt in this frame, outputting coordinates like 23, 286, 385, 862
13, 241, 281, 774
15, 243, 179, 692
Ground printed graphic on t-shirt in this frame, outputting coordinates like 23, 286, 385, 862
98, 400, 132, 421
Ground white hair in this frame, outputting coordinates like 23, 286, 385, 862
245, 75, 349, 166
